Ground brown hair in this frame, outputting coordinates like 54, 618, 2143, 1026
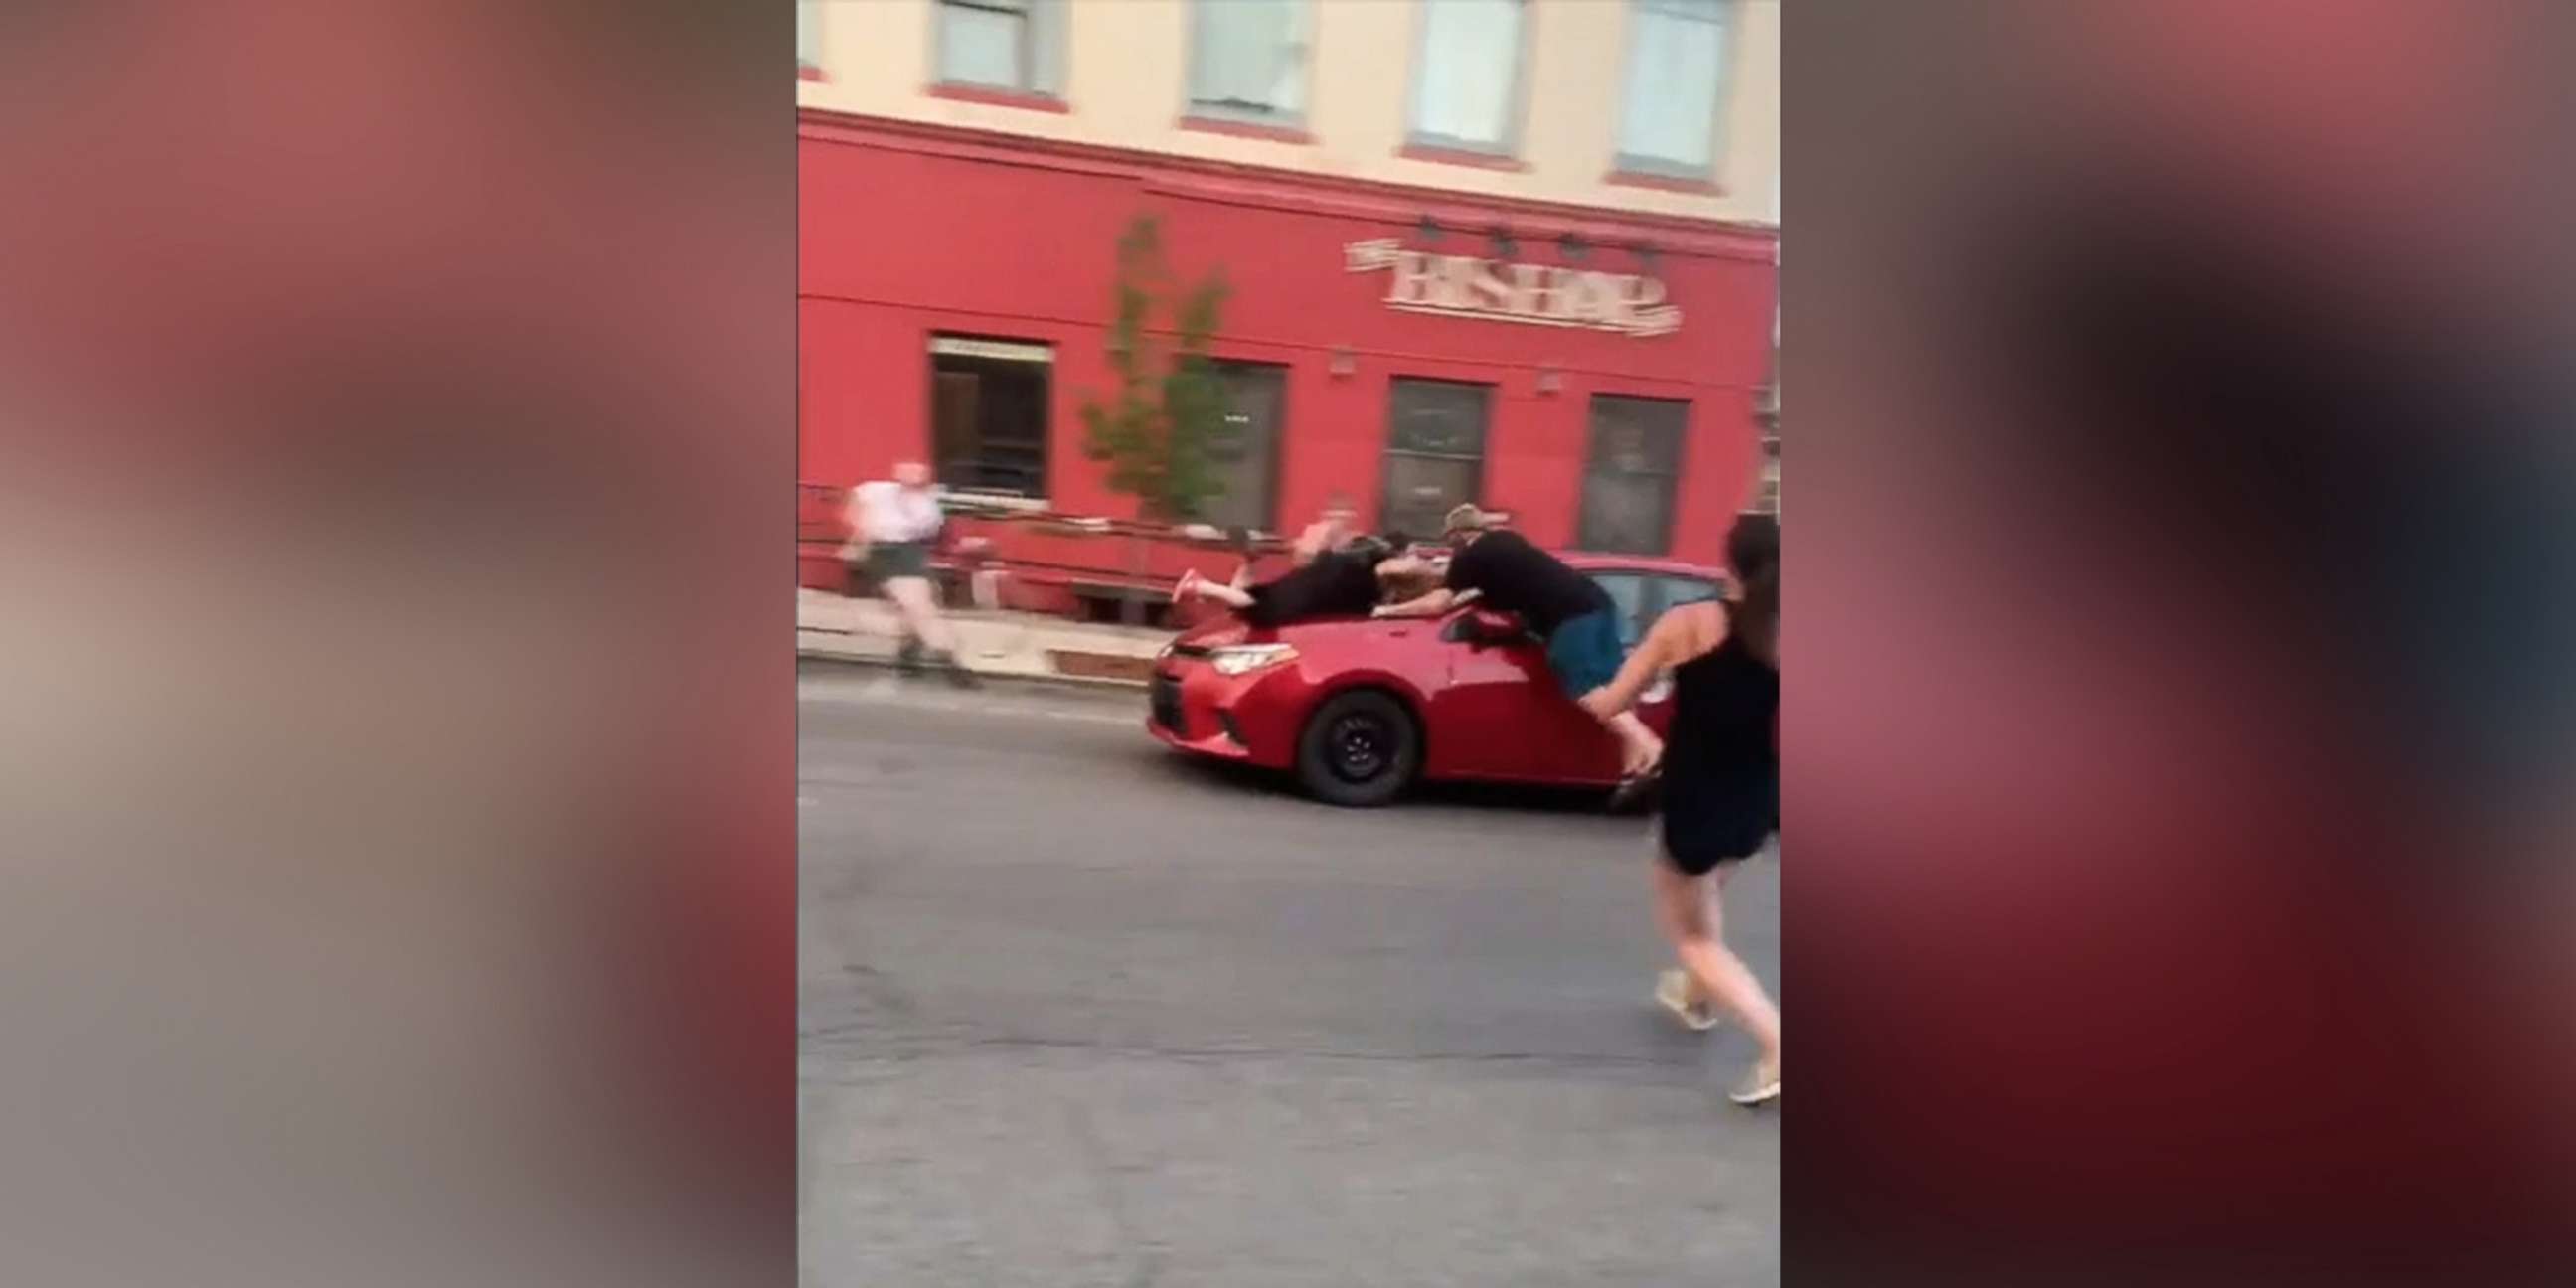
1725, 513, 1779, 666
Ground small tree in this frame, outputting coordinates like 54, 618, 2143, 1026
1078, 216, 1233, 622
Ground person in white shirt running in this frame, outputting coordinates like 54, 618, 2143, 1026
841, 461, 976, 687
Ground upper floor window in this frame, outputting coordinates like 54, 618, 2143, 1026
796, 1, 821, 71
1616, 0, 1731, 177
937, 0, 1066, 98
1189, 0, 1310, 125
1408, 0, 1527, 155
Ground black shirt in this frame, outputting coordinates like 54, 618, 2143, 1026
1245, 550, 1380, 626
1443, 530, 1609, 636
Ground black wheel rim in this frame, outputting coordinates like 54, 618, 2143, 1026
1326, 712, 1395, 784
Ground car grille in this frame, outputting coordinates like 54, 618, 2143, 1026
1150, 671, 1188, 736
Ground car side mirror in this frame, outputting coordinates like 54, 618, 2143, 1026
1441, 610, 1522, 649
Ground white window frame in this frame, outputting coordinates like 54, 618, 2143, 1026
1186, 0, 1313, 127
1613, 0, 1735, 180
933, 0, 1067, 99
1405, 0, 1530, 158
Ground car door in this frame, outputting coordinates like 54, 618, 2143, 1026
1424, 604, 1631, 786
1420, 606, 1564, 781
1418, 570, 1705, 787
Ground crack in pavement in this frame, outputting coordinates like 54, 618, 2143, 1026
1063, 1101, 1166, 1288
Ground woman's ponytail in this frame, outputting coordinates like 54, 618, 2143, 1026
1725, 513, 1779, 666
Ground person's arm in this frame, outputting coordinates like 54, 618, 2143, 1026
1372, 586, 1460, 618
1579, 602, 1721, 720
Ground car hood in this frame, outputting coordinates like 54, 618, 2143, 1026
1172, 613, 1386, 651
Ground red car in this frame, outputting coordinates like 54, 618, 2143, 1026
1148, 555, 1729, 806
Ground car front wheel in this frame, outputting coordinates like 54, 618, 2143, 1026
1295, 690, 1420, 808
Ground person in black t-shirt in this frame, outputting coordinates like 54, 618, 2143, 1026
1373, 505, 1664, 777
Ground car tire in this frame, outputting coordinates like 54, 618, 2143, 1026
1295, 690, 1420, 808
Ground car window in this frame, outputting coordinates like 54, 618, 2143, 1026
1590, 573, 1652, 651
1658, 576, 1722, 612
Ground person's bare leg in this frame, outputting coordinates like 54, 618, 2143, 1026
1181, 578, 1256, 610
885, 577, 958, 656
1603, 710, 1664, 777
1228, 561, 1254, 592
870, 575, 921, 661
1653, 861, 1780, 1064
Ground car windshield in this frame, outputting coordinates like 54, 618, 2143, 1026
1590, 573, 1652, 651
1583, 570, 1729, 653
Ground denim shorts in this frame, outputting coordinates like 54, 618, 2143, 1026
1543, 609, 1625, 699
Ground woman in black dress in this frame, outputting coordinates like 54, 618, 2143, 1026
1581, 513, 1780, 1104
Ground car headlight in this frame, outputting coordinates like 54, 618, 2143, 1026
1208, 643, 1298, 677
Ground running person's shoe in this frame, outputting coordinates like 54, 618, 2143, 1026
1728, 1057, 1781, 1106
1654, 969, 1720, 1032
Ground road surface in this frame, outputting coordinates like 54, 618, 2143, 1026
799, 663, 1779, 1287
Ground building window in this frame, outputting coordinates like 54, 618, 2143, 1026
796, 1, 821, 72
1381, 378, 1491, 543
928, 336, 1053, 498
1615, 0, 1731, 178
1408, 0, 1527, 155
1189, 0, 1309, 125
1577, 395, 1688, 555
1202, 361, 1287, 534
936, 0, 1066, 98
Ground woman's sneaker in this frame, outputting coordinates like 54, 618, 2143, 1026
1728, 1057, 1781, 1106
1654, 970, 1720, 1032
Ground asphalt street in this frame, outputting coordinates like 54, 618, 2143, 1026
799, 662, 1780, 1287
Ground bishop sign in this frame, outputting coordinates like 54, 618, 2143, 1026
1343, 239, 1681, 338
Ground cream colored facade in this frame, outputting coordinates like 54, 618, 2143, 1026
797, 0, 1778, 226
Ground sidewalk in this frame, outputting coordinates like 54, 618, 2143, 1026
797, 588, 1172, 688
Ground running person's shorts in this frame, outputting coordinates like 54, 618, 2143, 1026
1543, 608, 1625, 699
864, 541, 931, 583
